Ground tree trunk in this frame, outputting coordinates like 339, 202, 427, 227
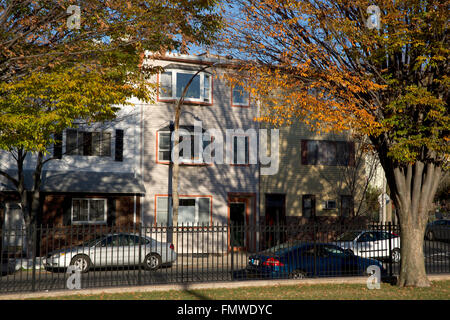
171, 102, 181, 251
386, 161, 442, 287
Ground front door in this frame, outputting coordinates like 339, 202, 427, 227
230, 201, 246, 248
265, 194, 286, 248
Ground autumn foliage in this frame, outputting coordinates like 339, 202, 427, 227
220, 0, 448, 287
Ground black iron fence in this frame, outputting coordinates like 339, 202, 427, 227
0, 222, 449, 294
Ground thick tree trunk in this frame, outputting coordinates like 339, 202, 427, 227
387, 162, 442, 287
397, 223, 429, 287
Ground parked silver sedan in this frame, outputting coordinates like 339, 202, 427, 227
334, 230, 401, 262
44, 233, 177, 273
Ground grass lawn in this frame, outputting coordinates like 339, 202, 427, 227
30, 280, 450, 300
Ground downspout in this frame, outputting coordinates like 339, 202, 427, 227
140, 104, 144, 226
133, 194, 137, 225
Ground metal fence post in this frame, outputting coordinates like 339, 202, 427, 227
230, 222, 234, 281
313, 222, 317, 278
138, 224, 142, 286
31, 223, 37, 292
388, 222, 393, 278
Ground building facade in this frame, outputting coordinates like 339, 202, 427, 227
0, 105, 145, 254
1, 53, 367, 255
140, 54, 261, 252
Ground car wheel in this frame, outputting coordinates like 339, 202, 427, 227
70, 255, 91, 273
289, 269, 307, 279
144, 253, 161, 271
427, 231, 434, 241
391, 248, 401, 263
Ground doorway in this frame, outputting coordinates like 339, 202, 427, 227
229, 202, 246, 247
227, 194, 256, 251
265, 194, 286, 248
302, 194, 316, 218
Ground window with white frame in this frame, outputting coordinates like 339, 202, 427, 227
322, 200, 337, 210
157, 128, 211, 164
155, 196, 211, 226
158, 131, 171, 162
159, 70, 212, 103
232, 83, 250, 106
72, 199, 107, 224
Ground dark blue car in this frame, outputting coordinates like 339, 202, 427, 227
246, 242, 385, 279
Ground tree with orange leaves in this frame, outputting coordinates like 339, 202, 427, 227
220, 0, 449, 287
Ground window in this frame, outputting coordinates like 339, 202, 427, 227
322, 245, 347, 257
157, 128, 211, 164
231, 83, 250, 107
231, 135, 249, 165
120, 235, 150, 246
66, 129, 111, 157
340, 195, 354, 217
159, 70, 212, 103
158, 131, 171, 162
72, 199, 107, 224
155, 196, 212, 226
302, 195, 316, 218
179, 133, 204, 163
357, 232, 376, 242
155, 196, 172, 225
301, 140, 354, 166
322, 200, 337, 210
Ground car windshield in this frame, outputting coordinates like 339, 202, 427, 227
336, 231, 360, 241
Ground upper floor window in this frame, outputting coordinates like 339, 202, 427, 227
59, 128, 124, 162
231, 83, 250, 107
66, 129, 111, 157
301, 140, 355, 166
231, 135, 249, 165
159, 70, 212, 103
157, 126, 211, 164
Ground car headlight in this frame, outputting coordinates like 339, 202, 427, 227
51, 253, 66, 259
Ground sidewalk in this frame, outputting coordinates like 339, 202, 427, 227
1, 274, 449, 300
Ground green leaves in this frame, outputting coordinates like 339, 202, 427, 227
0, 65, 151, 153
0, 0, 223, 155
382, 85, 449, 163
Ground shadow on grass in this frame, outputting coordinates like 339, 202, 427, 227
180, 282, 211, 300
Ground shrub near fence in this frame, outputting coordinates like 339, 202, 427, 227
0, 222, 448, 294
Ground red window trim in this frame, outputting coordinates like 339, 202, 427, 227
230, 82, 251, 108
156, 72, 214, 106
